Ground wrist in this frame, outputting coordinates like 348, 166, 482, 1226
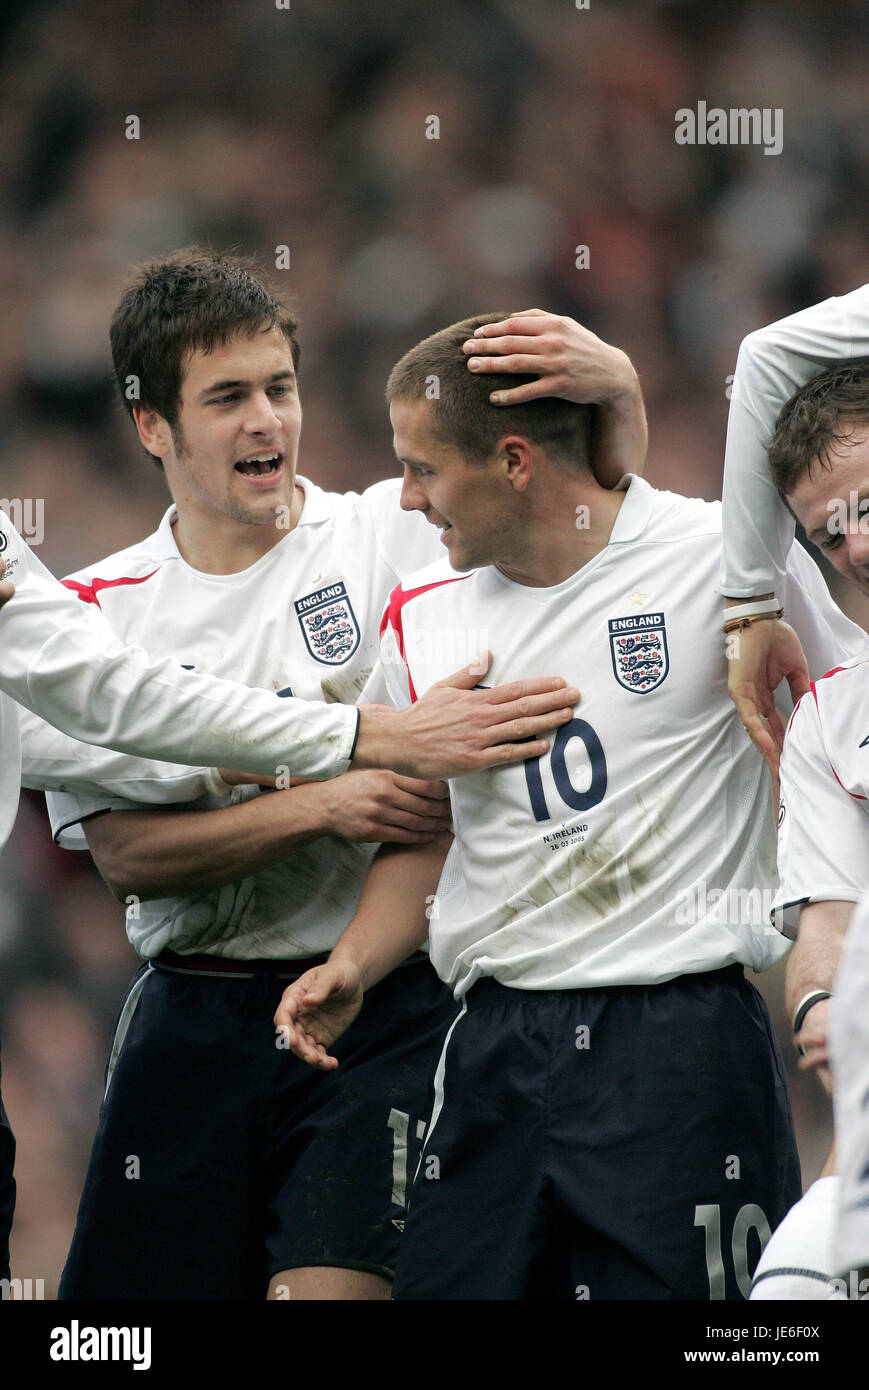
278, 779, 334, 841
793, 990, 832, 1054
352, 708, 398, 771
329, 942, 370, 989
598, 353, 640, 407
793, 990, 832, 1031
722, 598, 783, 633
723, 593, 775, 608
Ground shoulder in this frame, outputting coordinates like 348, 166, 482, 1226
646, 486, 722, 539
358, 478, 444, 572
61, 513, 171, 604
619, 477, 722, 547
802, 657, 869, 731
381, 558, 473, 634
299, 475, 442, 575
808, 655, 869, 706
305, 475, 405, 530
388, 556, 471, 602
787, 658, 869, 792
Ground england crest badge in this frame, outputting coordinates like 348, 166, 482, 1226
608, 612, 669, 694
295, 581, 360, 665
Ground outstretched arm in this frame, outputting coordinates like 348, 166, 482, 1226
0, 520, 360, 781
721, 284, 869, 600
354, 654, 578, 778
462, 309, 647, 485
721, 285, 869, 768
1, 526, 578, 786
274, 834, 452, 1069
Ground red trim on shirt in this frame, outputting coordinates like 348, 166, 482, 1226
788, 667, 847, 734
811, 665, 846, 696
807, 667, 866, 801
826, 761, 865, 801
63, 570, 159, 609
380, 573, 469, 703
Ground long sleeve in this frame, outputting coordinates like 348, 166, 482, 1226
721, 284, 869, 597
18, 700, 229, 801
0, 516, 359, 782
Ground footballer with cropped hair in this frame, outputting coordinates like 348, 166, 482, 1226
274, 310, 869, 1300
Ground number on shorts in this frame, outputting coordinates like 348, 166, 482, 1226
388, 1108, 427, 1212
694, 1202, 772, 1299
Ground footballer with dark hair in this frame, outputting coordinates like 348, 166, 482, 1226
20, 253, 642, 1300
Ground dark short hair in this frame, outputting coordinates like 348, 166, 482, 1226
110, 247, 300, 467
386, 314, 592, 469
768, 358, 869, 496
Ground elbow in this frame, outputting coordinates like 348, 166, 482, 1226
96, 861, 140, 905
86, 836, 149, 905
734, 334, 764, 372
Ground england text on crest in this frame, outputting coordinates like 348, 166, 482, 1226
608, 612, 669, 694
295, 581, 360, 665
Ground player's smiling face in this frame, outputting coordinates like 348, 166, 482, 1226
391, 398, 517, 572
140, 324, 302, 531
787, 428, 869, 596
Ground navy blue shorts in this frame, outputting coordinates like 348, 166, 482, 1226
59, 953, 457, 1300
392, 966, 801, 1300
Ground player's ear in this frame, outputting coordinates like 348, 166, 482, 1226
134, 403, 173, 461
499, 436, 533, 493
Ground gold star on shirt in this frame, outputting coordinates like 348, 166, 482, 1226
627, 589, 648, 608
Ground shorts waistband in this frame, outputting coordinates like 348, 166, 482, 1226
150, 948, 429, 981
151, 949, 330, 980
466, 963, 746, 1003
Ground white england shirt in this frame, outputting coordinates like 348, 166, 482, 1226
31, 477, 442, 959
721, 283, 869, 597
378, 476, 869, 997
773, 658, 869, 935
0, 512, 358, 853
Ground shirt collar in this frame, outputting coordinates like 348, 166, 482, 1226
606, 473, 654, 546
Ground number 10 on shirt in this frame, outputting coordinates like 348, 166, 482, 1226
523, 718, 608, 823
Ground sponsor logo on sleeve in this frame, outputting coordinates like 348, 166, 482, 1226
0, 522, 23, 578
608, 613, 669, 693
295, 581, 360, 665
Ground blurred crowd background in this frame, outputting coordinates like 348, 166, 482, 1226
2, 0, 868, 1294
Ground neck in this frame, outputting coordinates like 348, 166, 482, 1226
170, 484, 304, 574
495, 482, 626, 587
